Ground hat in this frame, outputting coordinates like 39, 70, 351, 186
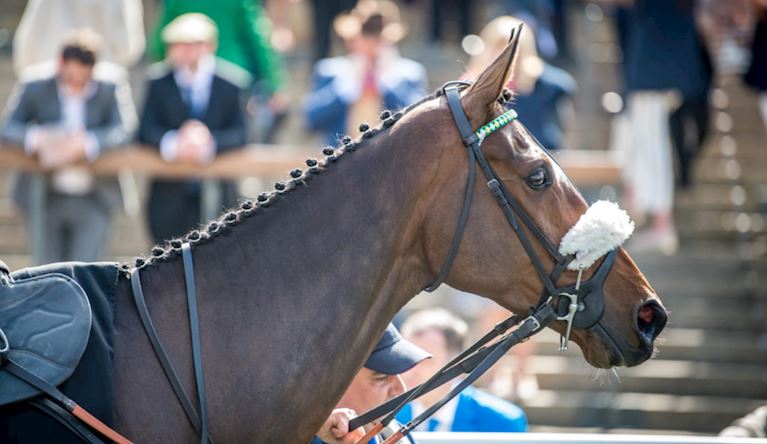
162, 13, 218, 44
333, 0, 407, 43
364, 323, 430, 375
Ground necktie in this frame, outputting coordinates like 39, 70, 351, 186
180, 85, 202, 119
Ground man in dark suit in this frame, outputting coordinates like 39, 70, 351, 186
138, 13, 247, 244
1, 29, 135, 262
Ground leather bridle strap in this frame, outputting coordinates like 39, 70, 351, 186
423, 89, 478, 292
130, 244, 213, 444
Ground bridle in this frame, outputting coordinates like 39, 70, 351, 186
430, 80, 618, 345
348, 80, 622, 443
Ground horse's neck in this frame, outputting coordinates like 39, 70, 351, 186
136, 136, 434, 441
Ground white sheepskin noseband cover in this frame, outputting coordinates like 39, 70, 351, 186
558, 200, 634, 271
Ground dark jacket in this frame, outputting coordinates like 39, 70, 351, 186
137, 61, 247, 243
625, 0, 712, 99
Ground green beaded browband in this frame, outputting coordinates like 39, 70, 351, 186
475, 109, 518, 144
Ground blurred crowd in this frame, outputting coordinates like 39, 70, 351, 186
1, 0, 766, 438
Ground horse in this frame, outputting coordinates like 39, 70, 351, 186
20, 31, 666, 443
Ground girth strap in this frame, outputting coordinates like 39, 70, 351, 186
130, 245, 213, 444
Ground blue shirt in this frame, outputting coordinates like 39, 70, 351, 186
395, 386, 527, 432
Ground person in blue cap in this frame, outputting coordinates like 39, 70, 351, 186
314, 323, 431, 444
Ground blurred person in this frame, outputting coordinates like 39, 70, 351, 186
396, 309, 528, 432
428, 0, 472, 44
465, 16, 576, 151
308, 0, 357, 61
744, 0, 767, 129
12, 0, 144, 76
622, 0, 712, 254
147, 0, 287, 142
303, 0, 428, 146
483, 0, 561, 60
313, 323, 430, 444
0, 30, 135, 262
138, 14, 247, 244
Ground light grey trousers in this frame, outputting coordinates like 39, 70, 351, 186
29, 193, 112, 263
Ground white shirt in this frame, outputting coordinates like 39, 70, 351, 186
25, 80, 99, 194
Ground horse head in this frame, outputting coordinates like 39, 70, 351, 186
400, 26, 667, 369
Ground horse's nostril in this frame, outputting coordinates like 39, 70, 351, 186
636, 301, 667, 344
638, 305, 655, 324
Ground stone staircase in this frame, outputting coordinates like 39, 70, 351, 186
522, 74, 767, 435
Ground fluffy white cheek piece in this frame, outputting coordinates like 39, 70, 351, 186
558, 200, 634, 271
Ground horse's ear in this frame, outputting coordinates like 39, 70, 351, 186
463, 23, 523, 124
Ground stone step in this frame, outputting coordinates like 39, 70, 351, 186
694, 158, 767, 185
523, 389, 764, 433
529, 356, 767, 399
532, 329, 767, 365
673, 210, 767, 239
674, 183, 765, 212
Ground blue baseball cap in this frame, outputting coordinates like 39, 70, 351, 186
364, 323, 431, 375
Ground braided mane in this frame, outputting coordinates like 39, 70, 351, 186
123, 86, 513, 275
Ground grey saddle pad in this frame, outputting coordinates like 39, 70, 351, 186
0, 272, 91, 406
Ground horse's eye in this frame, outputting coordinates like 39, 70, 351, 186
527, 167, 549, 189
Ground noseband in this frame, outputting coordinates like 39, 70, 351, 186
427, 81, 619, 348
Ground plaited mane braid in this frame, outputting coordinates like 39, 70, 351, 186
124, 104, 415, 275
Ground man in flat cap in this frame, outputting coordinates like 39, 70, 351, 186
138, 13, 248, 244
314, 323, 430, 444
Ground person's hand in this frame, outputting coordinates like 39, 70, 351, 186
37, 129, 87, 168
316, 408, 365, 444
176, 120, 214, 164
268, 92, 289, 114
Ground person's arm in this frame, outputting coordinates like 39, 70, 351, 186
209, 83, 246, 153
380, 61, 428, 110
0, 81, 36, 147
303, 61, 360, 132
137, 78, 173, 148
88, 81, 137, 156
